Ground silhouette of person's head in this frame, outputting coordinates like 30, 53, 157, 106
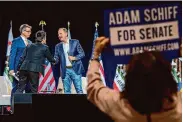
35, 30, 46, 42
124, 51, 178, 114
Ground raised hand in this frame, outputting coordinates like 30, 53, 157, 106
93, 37, 109, 59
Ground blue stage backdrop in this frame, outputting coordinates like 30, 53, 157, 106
103, 3, 182, 88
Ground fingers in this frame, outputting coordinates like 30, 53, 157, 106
96, 37, 106, 42
96, 37, 109, 44
93, 36, 109, 56
97, 37, 109, 49
101, 38, 109, 46
95, 37, 105, 44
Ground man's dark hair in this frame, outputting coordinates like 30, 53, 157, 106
123, 51, 178, 115
35, 30, 46, 42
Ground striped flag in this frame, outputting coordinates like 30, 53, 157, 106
178, 58, 182, 84
171, 58, 182, 91
3, 21, 14, 95
38, 21, 56, 93
113, 65, 125, 91
6, 21, 13, 57
172, 59, 180, 83
90, 26, 106, 86
38, 55, 56, 93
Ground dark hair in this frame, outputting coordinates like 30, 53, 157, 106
35, 30, 46, 42
123, 51, 177, 115
19, 24, 32, 33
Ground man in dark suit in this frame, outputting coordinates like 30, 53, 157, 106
15, 30, 56, 93
54, 28, 85, 94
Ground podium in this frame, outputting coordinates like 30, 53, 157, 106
3, 94, 113, 121
13, 94, 32, 104
32, 94, 113, 122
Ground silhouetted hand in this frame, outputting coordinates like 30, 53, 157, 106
93, 37, 109, 59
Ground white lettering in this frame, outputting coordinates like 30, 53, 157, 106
131, 10, 140, 23
109, 12, 116, 25
116, 12, 123, 24
151, 8, 157, 21
173, 6, 178, 19
144, 9, 151, 22
144, 6, 178, 22
113, 42, 179, 56
124, 11, 131, 24
109, 10, 140, 25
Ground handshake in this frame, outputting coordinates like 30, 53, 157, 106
51, 58, 57, 65
51, 56, 76, 65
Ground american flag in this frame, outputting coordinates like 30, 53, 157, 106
90, 27, 106, 86
38, 59, 56, 93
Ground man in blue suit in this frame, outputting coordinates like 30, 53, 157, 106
9, 24, 32, 99
54, 28, 85, 94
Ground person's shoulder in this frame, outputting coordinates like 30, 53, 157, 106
40, 44, 49, 50
43, 44, 49, 48
12, 36, 21, 43
70, 39, 80, 44
30, 43, 47, 48
70, 39, 79, 42
56, 42, 62, 47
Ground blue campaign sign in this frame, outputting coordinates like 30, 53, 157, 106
102, 3, 182, 88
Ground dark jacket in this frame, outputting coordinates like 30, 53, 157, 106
17, 42, 55, 75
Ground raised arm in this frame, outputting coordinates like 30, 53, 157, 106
44, 46, 56, 64
87, 37, 121, 114
87, 60, 121, 114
